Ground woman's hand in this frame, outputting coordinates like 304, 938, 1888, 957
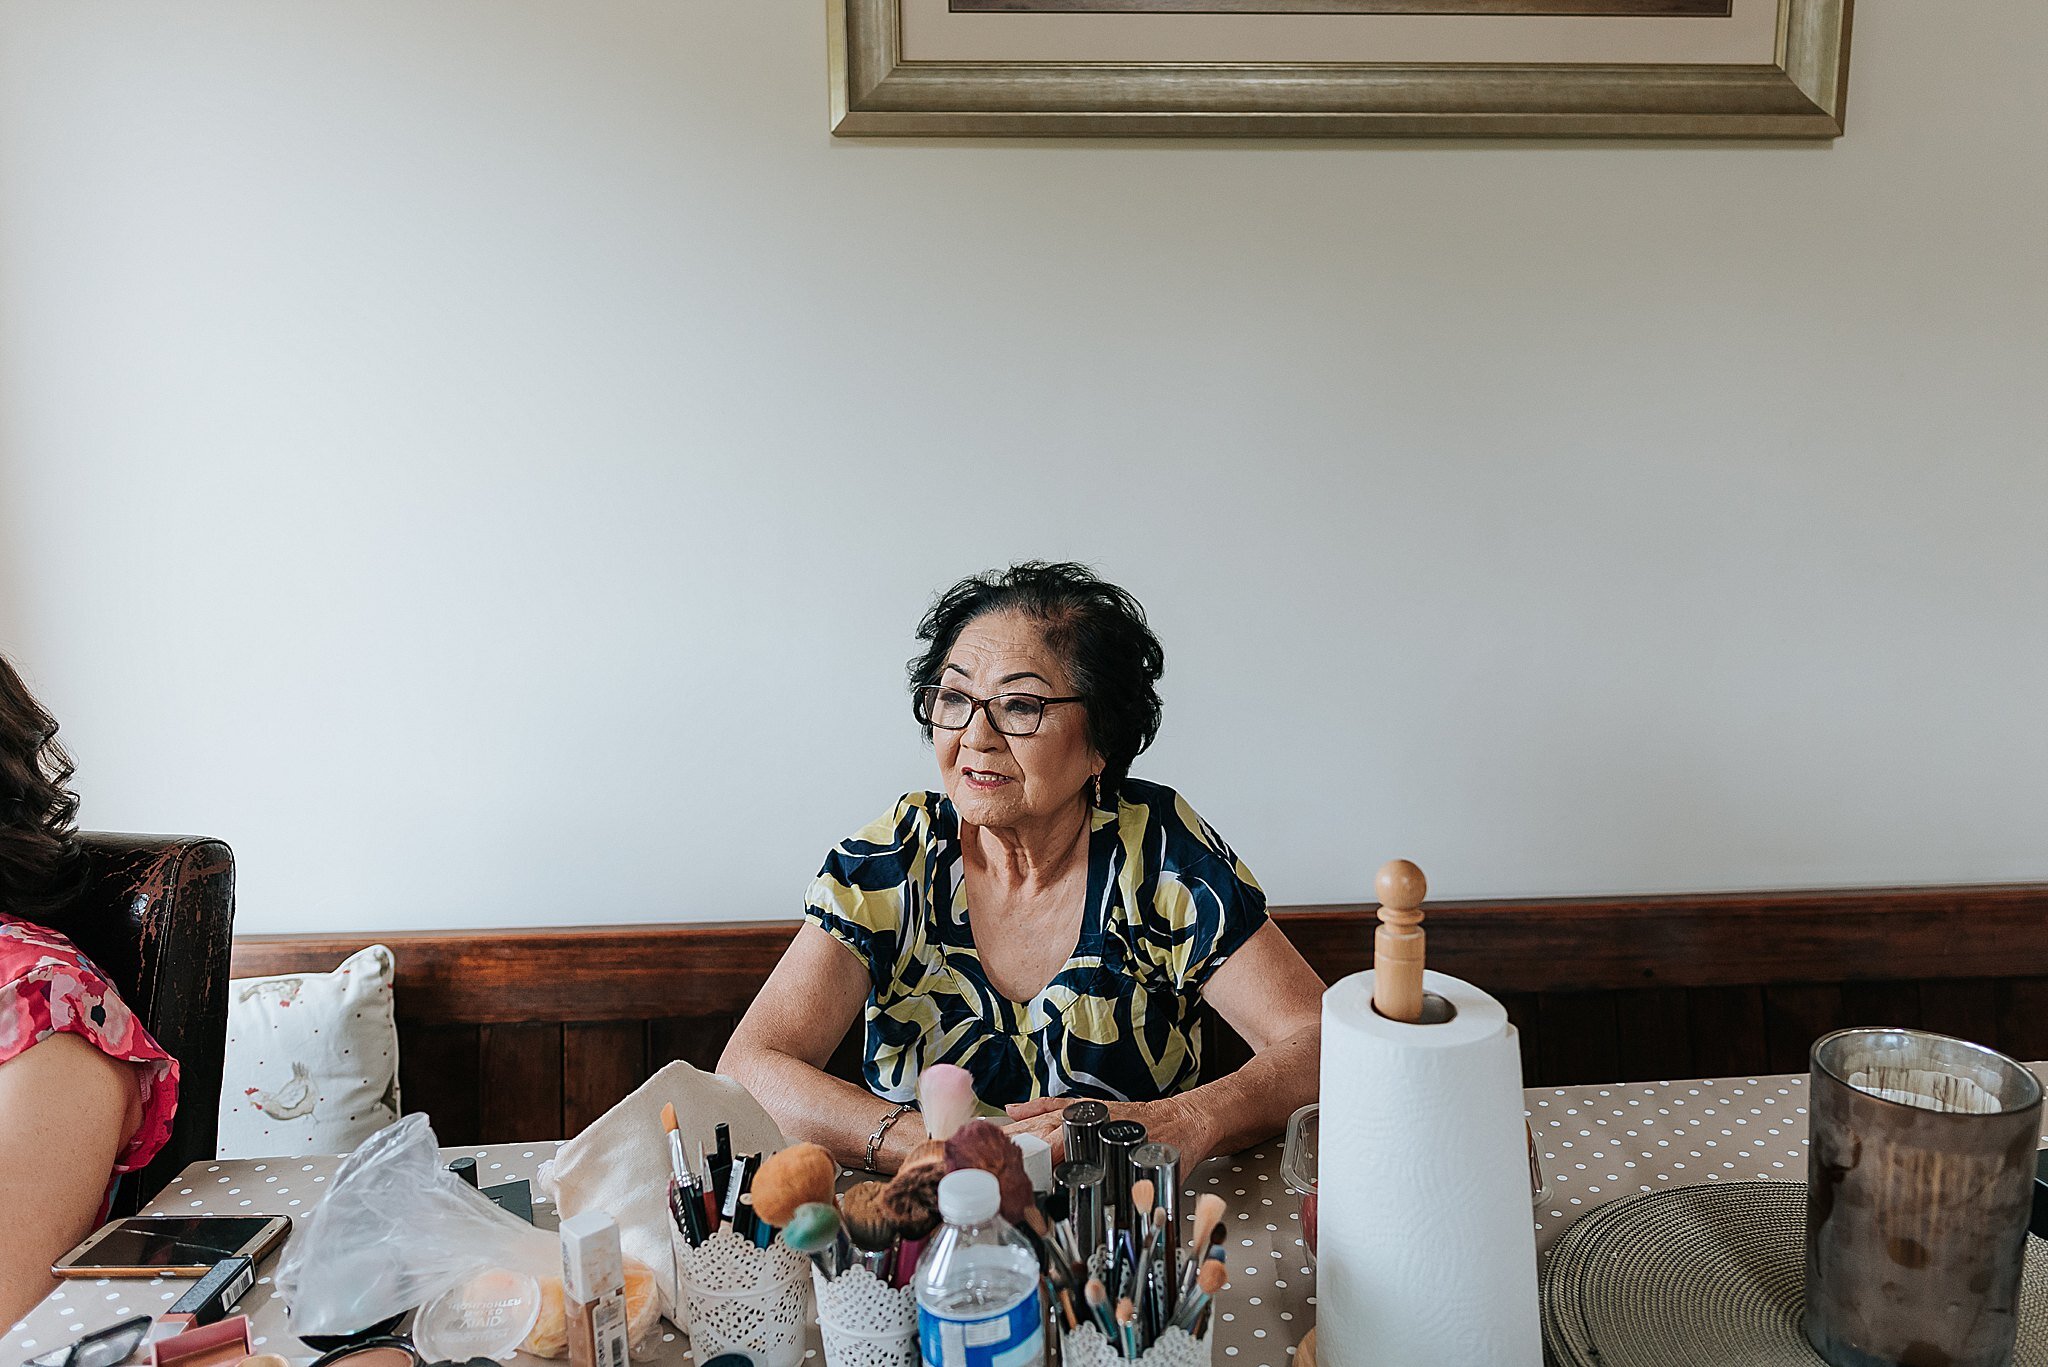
1001, 1094, 1219, 1173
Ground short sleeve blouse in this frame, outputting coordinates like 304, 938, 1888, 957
804, 777, 1268, 1107
0, 915, 180, 1191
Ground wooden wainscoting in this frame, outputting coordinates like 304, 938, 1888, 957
231, 883, 2048, 1146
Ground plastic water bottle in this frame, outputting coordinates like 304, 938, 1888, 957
916, 1169, 1046, 1367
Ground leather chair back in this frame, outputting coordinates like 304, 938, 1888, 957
48, 834, 236, 1213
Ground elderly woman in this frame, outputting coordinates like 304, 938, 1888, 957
721, 563, 1323, 1174
0, 656, 178, 1323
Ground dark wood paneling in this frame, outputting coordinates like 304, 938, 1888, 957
231, 885, 2048, 1024
565, 1022, 650, 1135
1279, 884, 2048, 992
1536, 992, 1619, 1085
1839, 980, 1923, 1032
1761, 984, 1843, 1075
1997, 979, 2048, 1064
1688, 987, 1768, 1079
233, 924, 802, 1024
650, 1014, 742, 1074
1612, 987, 1692, 1083
1919, 980, 2001, 1049
230, 883, 2048, 1142
400, 1025, 481, 1146
481, 1023, 564, 1142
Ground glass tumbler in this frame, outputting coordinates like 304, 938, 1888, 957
1804, 1027, 2044, 1367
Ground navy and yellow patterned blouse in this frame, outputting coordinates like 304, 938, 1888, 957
803, 777, 1268, 1108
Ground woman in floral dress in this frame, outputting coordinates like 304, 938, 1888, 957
0, 656, 177, 1325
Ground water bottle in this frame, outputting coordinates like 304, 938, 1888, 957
916, 1169, 1045, 1367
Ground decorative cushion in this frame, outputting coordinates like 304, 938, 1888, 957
216, 943, 401, 1158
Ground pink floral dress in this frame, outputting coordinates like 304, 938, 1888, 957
0, 915, 180, 1201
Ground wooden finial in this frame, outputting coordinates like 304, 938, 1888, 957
1372, 859, 1428, 1023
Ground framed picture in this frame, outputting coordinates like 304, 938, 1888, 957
829, 0, 1851, 138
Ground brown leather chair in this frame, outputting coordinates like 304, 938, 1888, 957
45, 834, 236, 1214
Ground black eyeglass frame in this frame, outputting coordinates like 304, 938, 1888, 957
26, 1316, 152, 1367
912, 683, 1085, 738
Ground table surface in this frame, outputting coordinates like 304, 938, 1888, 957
13, 1069, 2047, 1367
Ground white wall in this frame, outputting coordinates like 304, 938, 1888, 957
0, 2, 2042, 934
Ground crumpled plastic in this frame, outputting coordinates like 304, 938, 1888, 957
274, 1113, 557, 1335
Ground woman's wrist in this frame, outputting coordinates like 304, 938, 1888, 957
1146, 1092, 1218, 1168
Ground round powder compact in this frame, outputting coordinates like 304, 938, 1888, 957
413, 1269, 543, 1363
308, 1337, 422, 1367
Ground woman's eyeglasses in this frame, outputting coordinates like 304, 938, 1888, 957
26, 1317, 152, 1367
913, 684, 1083, 737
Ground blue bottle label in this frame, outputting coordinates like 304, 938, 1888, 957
917, 1289, 1043, 1367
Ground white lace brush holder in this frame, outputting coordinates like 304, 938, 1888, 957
672, 1226, 811, 1367
813, 1263, 918, 1367
1060, 1323, 1213, 1367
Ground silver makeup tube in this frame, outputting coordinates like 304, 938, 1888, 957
1131, 1141, 1181, 1310
1063, 1100, 1109, 1169
1100, 1119, 1148, 1234
1055, 1159, 1105, 1262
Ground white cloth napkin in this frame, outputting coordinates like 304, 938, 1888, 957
536, 1060, 786, 1318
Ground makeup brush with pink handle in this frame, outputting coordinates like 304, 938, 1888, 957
919, 1063, 979, 1143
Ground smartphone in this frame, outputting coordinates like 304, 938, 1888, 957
51, 1215, 291, 1278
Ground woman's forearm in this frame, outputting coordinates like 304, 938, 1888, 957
719, 1041, 930, 1174
1169, 1019, 1320, 1161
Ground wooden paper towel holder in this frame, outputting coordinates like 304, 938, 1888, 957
1371, 858, 1455, 1025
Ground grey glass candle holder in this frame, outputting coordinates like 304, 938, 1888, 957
1805, 1027, 2045, 1367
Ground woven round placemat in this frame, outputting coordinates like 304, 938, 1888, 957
1541, 1181, 2048, 1367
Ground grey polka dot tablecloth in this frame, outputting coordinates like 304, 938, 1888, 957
12, 1069, 2048, 1367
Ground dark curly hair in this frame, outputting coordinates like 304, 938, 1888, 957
0, 654, 84, 925
908, 562, 1165, 795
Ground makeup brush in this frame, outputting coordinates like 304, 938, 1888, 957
919, 1063, 979, 1143
782, 1201, 849, 1279
944, 1120, 1036, 1225
881, 1143, 947, 1238
1186, 1193, 1224, 1256
838, 1181, 898, 1254
1116, 1297, 1137, 1357
1084, 1277, 1116, 1339
1169, 1259, 1229, 1336
1130, 1179, 1155, 1223
661, 1102, 688, 1185
752, 1143, 838, 1228
1179, 1195, 1226, 1302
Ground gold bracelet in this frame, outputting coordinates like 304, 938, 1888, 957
865, 1101, 916, 1172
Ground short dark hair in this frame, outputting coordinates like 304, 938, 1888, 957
908, 562, 1165, 794
0, 655, 83, 926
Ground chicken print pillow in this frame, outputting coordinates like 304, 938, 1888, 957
215, 943, 400, 1158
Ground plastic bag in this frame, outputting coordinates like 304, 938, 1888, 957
275, 1113, 558, 1335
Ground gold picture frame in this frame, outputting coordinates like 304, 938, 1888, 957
829, 0, 1851, 138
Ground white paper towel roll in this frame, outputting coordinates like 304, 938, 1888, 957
1316, 968, 1540, 1367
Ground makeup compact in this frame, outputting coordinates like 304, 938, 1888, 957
413, 1268, 542, 1363
307, 1335, 425, 1367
